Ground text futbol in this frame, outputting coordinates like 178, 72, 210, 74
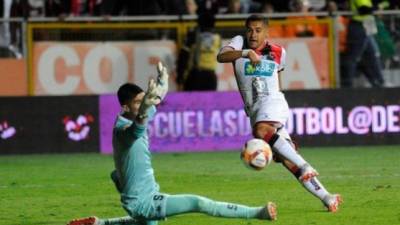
147, 105, 400, 138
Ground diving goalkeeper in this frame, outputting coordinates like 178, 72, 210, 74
67, 62, 277, 225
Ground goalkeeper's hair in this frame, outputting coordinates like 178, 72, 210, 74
117, 83, 144, 106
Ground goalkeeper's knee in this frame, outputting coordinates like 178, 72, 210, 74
110, 170, 122, 193
197, 196, 221, 216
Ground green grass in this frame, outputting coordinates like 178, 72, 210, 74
1, 146, 400, 225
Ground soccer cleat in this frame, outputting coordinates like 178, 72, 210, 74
267, 202, 277, 220
323, 194, 343, 213
258, 202, 277, 220
67, 216, 101, 225
299, 164, 319, 182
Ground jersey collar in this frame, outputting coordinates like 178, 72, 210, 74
254, 39, 268, 55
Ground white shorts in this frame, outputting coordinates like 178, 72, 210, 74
249, 97, 290, 127
277, 126, 291, 141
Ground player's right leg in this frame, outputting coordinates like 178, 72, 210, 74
254, 122, 318, 181
164, 194, 277, 221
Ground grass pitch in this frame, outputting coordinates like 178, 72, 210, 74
1, 146, 399, 225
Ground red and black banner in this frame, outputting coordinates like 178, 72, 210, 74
0, 96, 99, 154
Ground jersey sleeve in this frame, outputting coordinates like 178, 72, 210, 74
114, 119, 145, 144
221, 35, 244, 51
147, 106, 157, 122
113, 106, 156, 147
278, 47, 286, 72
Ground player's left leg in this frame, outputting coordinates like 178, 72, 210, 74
279, 158, 342, 212
272, 129, 342, 212
164, 194, 277, 220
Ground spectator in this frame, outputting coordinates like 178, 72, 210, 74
260, 2, 274, 13
341, 0, 385, 87
69, 0, 102, 16
45, 0, 70, 17
285, 0, 327, 37
197, 0, 220, 14
185, 0, 198, 15
327, 0, 351, 87
0, 0, 22, 58
240, 0, 261, 13
24, 0, 102, 17
373, 0, 396, 63
99, 0, 123, 16
260, 3, 284, 38
253, 0, 290, 12
21, 0, 45, 17
327, 1, 349, 53
334, 0, 348, 10
389, 0, 400, 9
165, 0, 187, 15
176, 12, 221, 91
225, 0, 242, 14
101, 0, 167, 16
308, 0, 326, 11
19, 0, 102, 18
123, 0, 166, 15
11, 0, 69, 18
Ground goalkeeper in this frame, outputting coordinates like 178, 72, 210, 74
68, 62, 277, 225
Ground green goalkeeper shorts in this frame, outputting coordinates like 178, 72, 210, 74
123, 193, 169, 221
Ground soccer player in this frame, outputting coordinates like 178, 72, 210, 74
68, 62, 277, 225
216, 14, 342, 212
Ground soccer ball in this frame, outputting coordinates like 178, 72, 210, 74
241, 138, 273, 170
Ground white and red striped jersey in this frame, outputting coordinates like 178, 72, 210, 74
222, 35, 287, 113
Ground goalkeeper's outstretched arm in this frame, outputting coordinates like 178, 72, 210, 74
136, 62, 170, 125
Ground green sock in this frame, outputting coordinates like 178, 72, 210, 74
101, 216, 140, 225
165, 194, 266, 219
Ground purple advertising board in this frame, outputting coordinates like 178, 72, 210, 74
100, 91, 251, 154
100, 88, 400, 154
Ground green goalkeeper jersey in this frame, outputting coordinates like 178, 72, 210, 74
112, 106, 158, 209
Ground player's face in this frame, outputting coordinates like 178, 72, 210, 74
245, 20, 268, 49
126, 92, 145, 118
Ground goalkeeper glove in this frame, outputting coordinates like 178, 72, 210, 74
156, 61, 169, 101
137, 79, 159, 121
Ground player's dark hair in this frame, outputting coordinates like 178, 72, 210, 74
245, 14, 269, 28
117, 83, 144, 106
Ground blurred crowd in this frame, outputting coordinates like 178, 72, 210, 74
0, 0, 399, 18
1, 0, 399, 88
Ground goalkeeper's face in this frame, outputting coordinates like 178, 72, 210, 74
124, 92, 145, 119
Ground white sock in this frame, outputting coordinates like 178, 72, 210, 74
302, 177, 330, 200
271, 136, 307, 168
